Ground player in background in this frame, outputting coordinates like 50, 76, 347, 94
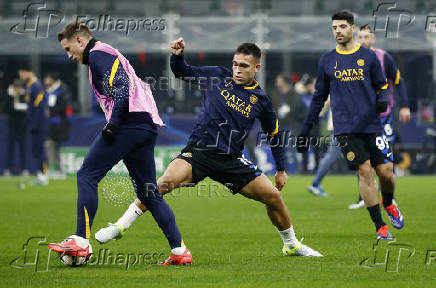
43, 73, 73, 176
346, 24, 411, 208
4, 79, 28, 176
308, 24, 411, 202
18, 66, 49, 185
96, 38, 322, 258
307, 97, 337, 197
48, 23, 191, 265
297, 10, 404, 240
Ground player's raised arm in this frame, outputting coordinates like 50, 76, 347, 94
170, 37, 229, 81
297, 55, 330, 152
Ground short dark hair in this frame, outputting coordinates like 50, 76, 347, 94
57, 22, 92, 42
332, 10, 354, 25
17, 62, 31, 72
236, 43, 261, 61
277, 73, 292, 84
359, 24, 373, 33
45, 72, 59, 81
300, 73, 315, 86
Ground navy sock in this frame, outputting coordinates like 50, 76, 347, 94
380, 180, 394, 207
367, 204, 386, 231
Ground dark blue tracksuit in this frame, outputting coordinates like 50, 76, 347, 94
75, 39, 182, 249
26, 79, 48, 173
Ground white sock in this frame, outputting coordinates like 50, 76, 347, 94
171, 245, 187, 255
71, 235, 89, 247
115, 202, 143, 230
278, 226, 298, 247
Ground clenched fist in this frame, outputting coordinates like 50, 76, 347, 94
170, 37, 185, 55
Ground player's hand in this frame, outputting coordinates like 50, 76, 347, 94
296, 135, 309, 153
376, 100, 388, 113
275, 171, 288, 191
399, 107, 411, 123
102, 123, 118, 145
170, 37, 185, 55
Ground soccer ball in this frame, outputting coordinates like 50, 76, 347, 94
59, 244, 93, 267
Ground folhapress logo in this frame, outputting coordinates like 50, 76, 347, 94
10, 236, 52, 272
10, 2, 65, 39
373, 2, 415, 38
360, 239, 415, 272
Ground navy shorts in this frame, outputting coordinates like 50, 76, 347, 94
337, 133, 393, 170
176, 143, 262, 194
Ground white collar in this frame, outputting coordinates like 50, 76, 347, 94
46, 80, 61, 93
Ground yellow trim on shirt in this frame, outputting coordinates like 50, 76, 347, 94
269, 119, 279, 136
395, 69, 401, 85
109, 58, 120, 87
336, 43, 361, 55
27, 78, 37, 87
33, 91, 44, 107
380, 83, 389, 90
244, 80, 259, 90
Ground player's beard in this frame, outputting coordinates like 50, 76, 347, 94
336, 33, 352, 45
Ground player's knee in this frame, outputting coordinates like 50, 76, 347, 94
358, 162, 372, 179
77, 167, 91, 184
157, 175, 177, 194
378, 166, 394, 183
265, 189, 284, 207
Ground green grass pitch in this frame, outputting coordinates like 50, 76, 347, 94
1, 175, 435, 287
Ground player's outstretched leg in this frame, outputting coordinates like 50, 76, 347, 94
375, 163, 404, 229
358, 161, 392, 240
95, 158, 195, 265
240, 174, 322, 257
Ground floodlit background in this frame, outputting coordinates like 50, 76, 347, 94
1, 2, 436, 288
0, 0, 435, 176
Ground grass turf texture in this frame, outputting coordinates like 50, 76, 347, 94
0, 175, 435, 287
